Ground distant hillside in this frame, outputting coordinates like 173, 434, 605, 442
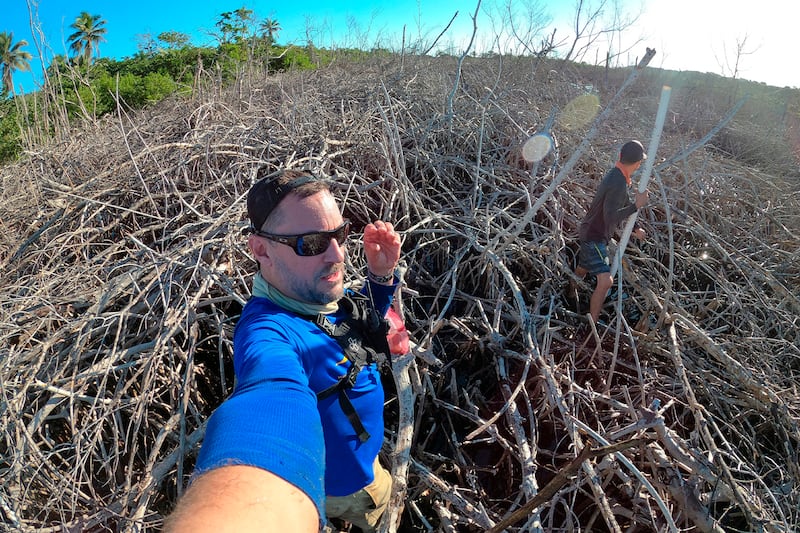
1, 53, 798, 532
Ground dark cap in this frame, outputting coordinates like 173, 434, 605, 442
246, 169, 318, 231
619, 140, 647, 164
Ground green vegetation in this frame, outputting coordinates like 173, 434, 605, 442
0, 7, 324, 164
0, 31, 32, 95
0, 32, 33, 161
67, 12, 108, 65
1, 5, 798, 174
0, 98, 22, 161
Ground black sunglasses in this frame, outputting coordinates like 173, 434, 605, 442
253, 219, 351, 256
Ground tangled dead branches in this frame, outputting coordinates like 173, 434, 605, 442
1, 55, 798, 532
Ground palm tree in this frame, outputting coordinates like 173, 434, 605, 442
259, 18, 281, 45
68, 12, 107, 65
0, 32, 33, 95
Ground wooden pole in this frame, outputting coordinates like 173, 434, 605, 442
610, 85, 672, 279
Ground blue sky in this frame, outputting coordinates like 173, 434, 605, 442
5, 0, 798, 94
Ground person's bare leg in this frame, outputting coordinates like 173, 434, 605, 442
589, 272, 613, 322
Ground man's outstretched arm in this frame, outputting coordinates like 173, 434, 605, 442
165, 465, 319, 532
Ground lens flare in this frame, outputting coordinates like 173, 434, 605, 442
559, 93, 600, 130
521, 133, 553, 163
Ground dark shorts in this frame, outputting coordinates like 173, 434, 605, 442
578, 240, 610, 274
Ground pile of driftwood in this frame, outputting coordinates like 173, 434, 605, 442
1, 55, 798, 532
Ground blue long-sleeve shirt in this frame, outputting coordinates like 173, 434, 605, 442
195, 280, 395, 522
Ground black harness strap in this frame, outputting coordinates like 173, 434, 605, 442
312, 294, 390, 443
318, 365, 371, 443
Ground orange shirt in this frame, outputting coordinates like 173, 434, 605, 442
615, 161, 633, 186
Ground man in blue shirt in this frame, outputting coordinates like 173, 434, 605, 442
167, 168, 401, 532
